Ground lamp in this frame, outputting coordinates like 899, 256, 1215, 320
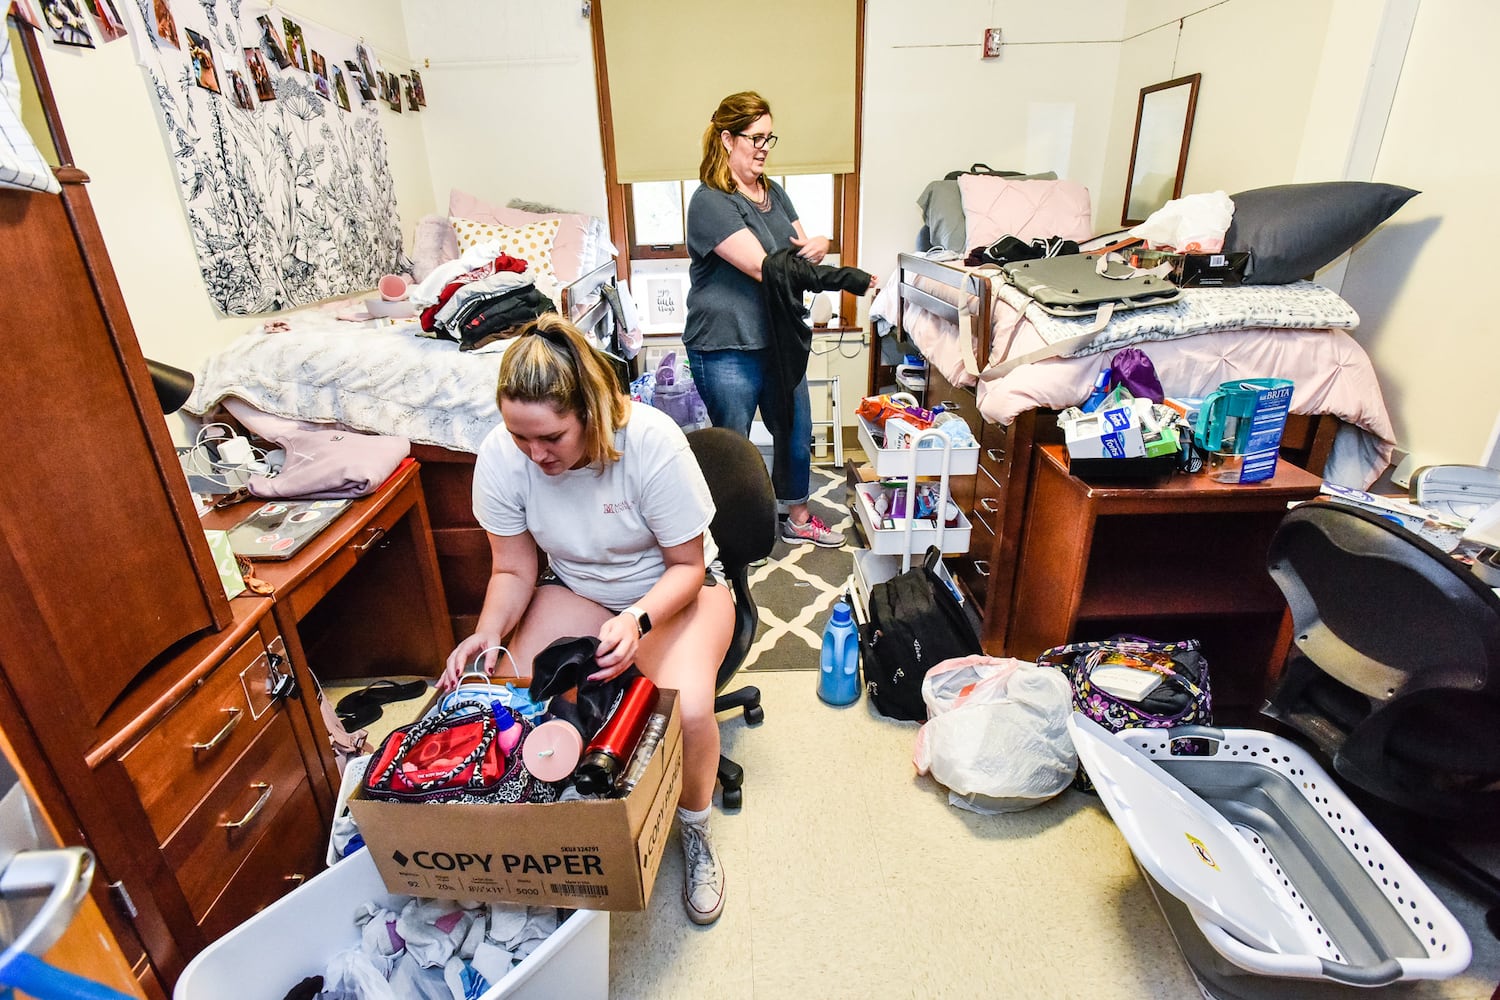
146, 359, 194, 415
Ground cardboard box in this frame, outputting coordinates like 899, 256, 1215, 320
348, 689, 682, 910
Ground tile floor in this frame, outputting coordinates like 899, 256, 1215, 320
608, 670, 1500, 1000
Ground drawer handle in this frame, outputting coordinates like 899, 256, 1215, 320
986, 448, 1005, 463
978, 497, 1001, 513
220, 783, 273, 830
191, 708, 242, 753
351, 526, 387, 553
284, 873, 307, 886
973, 560, 991, 578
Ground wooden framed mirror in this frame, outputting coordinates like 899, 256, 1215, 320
1121, 73, 1200, 226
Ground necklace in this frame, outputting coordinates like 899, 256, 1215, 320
739, 182, 769, 210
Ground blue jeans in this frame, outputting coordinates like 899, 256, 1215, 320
687, 347, 811, 506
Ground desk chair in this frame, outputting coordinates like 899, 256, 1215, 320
686, 428, 777, 809
1264, 502, 1500, 935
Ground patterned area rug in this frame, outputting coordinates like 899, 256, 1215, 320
742, 466, 855, 672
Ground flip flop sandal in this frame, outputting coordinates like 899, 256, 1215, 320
336, 678, 429, 729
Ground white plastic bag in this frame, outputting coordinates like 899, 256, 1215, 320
1128, 190, 1236, 253
913, 655, 1076, 814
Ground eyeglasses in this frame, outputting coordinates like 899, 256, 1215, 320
736, 132, 778, 150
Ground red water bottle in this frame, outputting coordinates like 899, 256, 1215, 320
574, 676, 659, 795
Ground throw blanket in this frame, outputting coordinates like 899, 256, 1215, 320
185, 308, 509, 453
984, 279, 1359, 377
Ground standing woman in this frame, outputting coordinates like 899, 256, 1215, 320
685, 91, 860, 547
439, 314, 734, 925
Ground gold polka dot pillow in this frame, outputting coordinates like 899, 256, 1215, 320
448, 216, 561, 285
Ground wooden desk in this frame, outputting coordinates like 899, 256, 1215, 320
1008, 445, 1323, 720
204, 461, 454, 800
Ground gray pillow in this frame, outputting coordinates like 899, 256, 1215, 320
916, 171, 1058, 252
1224, 182, 1418, 285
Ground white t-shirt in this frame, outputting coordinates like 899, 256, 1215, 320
472, 402, 718, 610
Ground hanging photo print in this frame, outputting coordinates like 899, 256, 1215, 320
255, 13, 289, 68
41, 0, 95, 47
184, 27, 219, 93
281, 16, 307, 71
383, 71, 401, 112
229, 69, 253, 109
356, 42, 379, 94
10, 1, 43, 30
83, 0, 128, 42
401, 74, 418, 113
245, 46, 274, 101
310, 50, 329, 100
410, 68, 425, 107
344, 59, 374, 102
150, 0, 177, 48
333, 65, 350, 112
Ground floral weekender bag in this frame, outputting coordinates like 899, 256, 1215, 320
1037, 635, 1212, 789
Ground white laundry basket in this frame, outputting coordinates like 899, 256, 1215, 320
1069, 715, 1471, 989
175, 849, 608, 1000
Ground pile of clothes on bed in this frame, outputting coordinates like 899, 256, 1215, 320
408, 240, 556, 351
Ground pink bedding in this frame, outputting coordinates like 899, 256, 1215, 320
875, 276, 1395, 487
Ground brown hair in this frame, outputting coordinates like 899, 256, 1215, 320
699, 91, 772, 194
497, 313, 629, 467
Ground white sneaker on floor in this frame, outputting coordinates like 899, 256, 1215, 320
781, 514, 844, 548
680, 822, 725, 925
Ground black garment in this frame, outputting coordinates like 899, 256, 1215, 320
964, 234, 1079, 269
455, 286, 557, 352
759, 249, 872, 494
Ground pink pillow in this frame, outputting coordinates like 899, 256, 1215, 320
449, 189, 591, 284
411, 214, 460, 282
957, 176, 1093, 251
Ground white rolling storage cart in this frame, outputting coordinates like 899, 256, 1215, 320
848, 416, 978, 624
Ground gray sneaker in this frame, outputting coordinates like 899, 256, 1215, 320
680, 821, 725, 925
781, 514, 844, 548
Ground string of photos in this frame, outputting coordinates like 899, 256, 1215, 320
13, 0, 431, 315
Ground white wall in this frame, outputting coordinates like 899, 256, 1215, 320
859, 0, 1125, 281
33, 1, 433, 372
402, 0, 607, 220
1341, 1, 1500, 467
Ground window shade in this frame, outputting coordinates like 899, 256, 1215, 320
600, 0, 856, 183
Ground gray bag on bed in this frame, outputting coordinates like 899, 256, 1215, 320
1002, 252, 1180, 320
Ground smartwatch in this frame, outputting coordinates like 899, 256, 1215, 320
624, 605, 652, 637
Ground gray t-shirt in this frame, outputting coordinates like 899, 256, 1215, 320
683, 181, 798, 351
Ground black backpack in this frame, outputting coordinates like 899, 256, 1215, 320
861, 547, 982, 721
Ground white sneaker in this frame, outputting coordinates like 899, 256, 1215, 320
781, 514, 844, 548
680, 821, 725, 925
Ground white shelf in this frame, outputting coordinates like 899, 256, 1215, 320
856, 415, 978, 477
853, 482, 971, 557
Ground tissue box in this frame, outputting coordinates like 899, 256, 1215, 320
1062, 403, 1145, 459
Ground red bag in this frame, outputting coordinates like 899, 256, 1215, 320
363, 707, 510, 803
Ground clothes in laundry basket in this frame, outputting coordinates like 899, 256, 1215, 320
319, 893, 561, 1000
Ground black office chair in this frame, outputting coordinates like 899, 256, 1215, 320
1264, 502, 1500, 934
686, 427, 777, 809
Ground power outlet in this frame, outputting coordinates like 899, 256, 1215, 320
982, 27, 1002, 59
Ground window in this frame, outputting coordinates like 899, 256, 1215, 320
626, 174, 844, 260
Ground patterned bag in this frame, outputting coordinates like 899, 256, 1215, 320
1037, 635, 1211, 790
363, 705, 548, 804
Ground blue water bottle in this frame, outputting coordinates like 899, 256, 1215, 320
818, 601, 861, 705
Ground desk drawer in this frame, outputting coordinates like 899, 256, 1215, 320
954, 513, 996, 609
197, 781, 325, 942
164, 710, 310, 921
970, 460, 1006, 538
120, 631, 273, 844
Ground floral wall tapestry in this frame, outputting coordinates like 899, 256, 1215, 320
123, 0, 406, 314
